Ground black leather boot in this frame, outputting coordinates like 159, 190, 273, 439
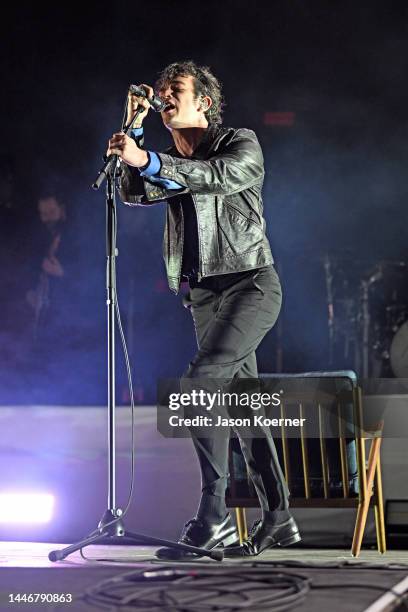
223, 515, 301, 557
156, 513, 240, 560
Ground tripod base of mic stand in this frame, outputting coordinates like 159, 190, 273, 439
48, 510, 224, 562
98, 508, 125, 536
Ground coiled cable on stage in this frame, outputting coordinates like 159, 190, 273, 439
79, 566, 311, 611
75, 560, 408, 611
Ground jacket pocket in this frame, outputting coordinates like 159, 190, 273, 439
225, 198, 261, 226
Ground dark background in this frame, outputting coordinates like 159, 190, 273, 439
1, 1, 407, 404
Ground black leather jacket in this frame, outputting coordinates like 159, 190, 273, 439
119, 125, 274, 293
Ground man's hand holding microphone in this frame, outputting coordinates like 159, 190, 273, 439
107, 84, 156, 168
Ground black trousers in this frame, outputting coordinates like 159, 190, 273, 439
182, 265, 290, 512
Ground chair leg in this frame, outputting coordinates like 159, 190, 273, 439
351, 500, 370, 557
351, 437, 381, 557
374, 450, 387, 554
235, 507, 248, 544
352, 437, 367, 557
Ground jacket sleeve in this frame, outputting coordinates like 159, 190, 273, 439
118, 128, 264, 205
118, 128, 171, 207
157, 129, 264, 197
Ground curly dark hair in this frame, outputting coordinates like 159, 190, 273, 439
155, 60, 224, 125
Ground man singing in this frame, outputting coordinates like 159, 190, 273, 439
107, 61, 300, 558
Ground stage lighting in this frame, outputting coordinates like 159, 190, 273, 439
263, 111, 295, 126
0, 493, 54, 524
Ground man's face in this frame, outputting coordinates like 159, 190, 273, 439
158, 75, 208, 129
38, 197, 64, 225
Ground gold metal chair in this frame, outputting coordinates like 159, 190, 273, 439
226, 371, 386, 557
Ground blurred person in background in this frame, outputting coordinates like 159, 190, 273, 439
26, 194, 67, 341
23, 192, 83, 402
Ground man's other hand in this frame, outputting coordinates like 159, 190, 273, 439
107, 133, 149, 168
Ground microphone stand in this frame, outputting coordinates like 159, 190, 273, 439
48, 106, 222, 563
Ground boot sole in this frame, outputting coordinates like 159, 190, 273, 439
276, 531, 302, 547
223, 531, 302, 558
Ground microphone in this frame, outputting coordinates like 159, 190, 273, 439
129, 85, 167, 112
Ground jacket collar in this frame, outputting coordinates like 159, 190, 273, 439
165, 124, 222, 160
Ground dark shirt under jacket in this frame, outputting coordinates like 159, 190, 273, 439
180, 193, 199, 279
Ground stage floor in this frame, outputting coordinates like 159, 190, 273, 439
1, 541, 408, 568
0, 542, 407, 611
